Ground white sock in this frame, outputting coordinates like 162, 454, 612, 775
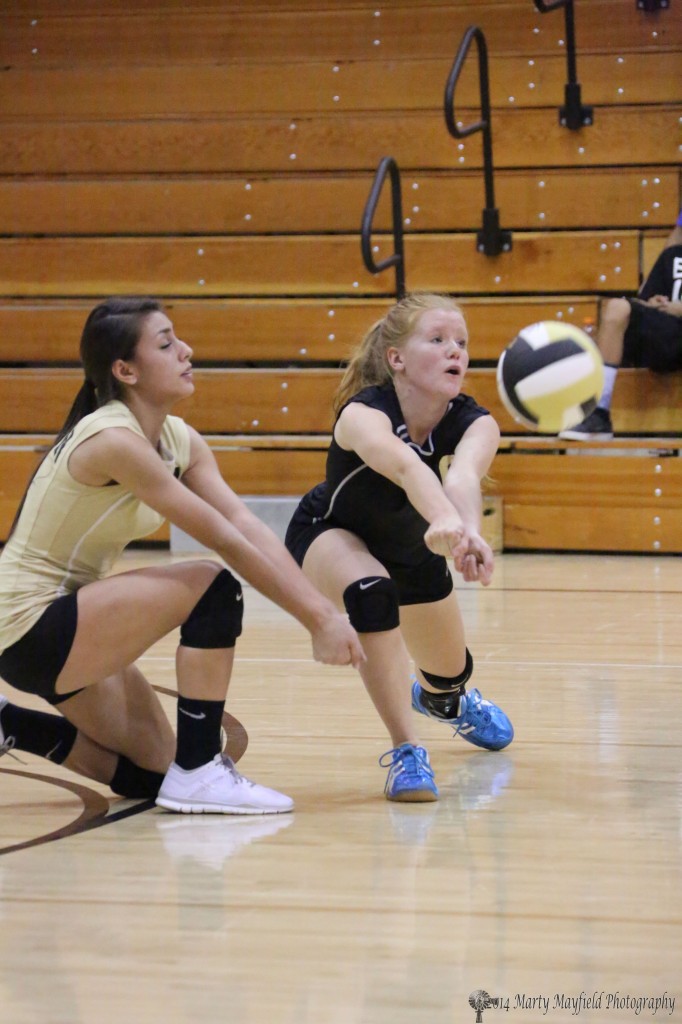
598, 365, 618, 411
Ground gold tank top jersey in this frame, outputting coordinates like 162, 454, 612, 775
0, 401, 191, 654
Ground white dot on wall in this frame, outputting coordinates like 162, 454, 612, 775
328, 310, 335, 317
373, 39, 381, 45
653, 201, 660, 209
412, 183, 419, 190
654, 516, 661, 525
328, 333, 335, 340
32, 48, 38, 54
528, 59, 535, 66
332, 65, 339, 72
538, 180, 545, 188
617, 56, 625, 64
372, 245, 379, 253
508, 96, 515, 103
653, 540, 661, 550
528, 82, 536, 89
299, 348, 307, 355
655, 464, 662, 473
654, 488, 662, 497
600, 243, 608, 250
652, 30, 658, 38
494, 276, 501, 283
281, 406, 289, 413
617, 87, 624, 95
404, 217, 412, 224
198, 279, 205, 285
289, 122, 297, 130
244, 214, 252, 221
31, 18, 38, 24
197, 248, 204, 255
374, 9, 381, 15
568, 306, 575, 313
251, 419, 259, 427
599, 274, 607, 282
556, 310, 564, 318
614, 241, 621, 248
458, 156, 465, 164
533, 27, 540, 33
578, 147, 585, 154
642, 210, 649, 217
281, 382, 288, 389
412, 206, 420, 213
653, 177, 660, 184
245, 182, 252, 190
290, 153, 297, 160
538, 211, 546, 220
333, 95, 340, 102
352, 281, 359, 288
458, 143, 465, 151
558, 38, 565, 46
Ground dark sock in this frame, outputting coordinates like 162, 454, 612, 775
175, 697, 225, 770
418, 685, 464, 720
110, 756, 165, 799
0, 701, 77, 763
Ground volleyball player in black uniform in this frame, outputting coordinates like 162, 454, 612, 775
286, 292, 513, 802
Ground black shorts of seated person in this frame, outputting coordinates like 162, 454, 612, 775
623, 299, 682, 373
0, 592, 83, 705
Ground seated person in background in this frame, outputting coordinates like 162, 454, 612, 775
560, 213, 682, 441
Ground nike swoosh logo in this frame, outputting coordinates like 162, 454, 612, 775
236, 593, 243, 601
359, 579, 381, 590
179, 708, 207, 720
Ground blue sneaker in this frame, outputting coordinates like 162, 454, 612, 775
379, 743, 439, 802
411, 681, 514, 751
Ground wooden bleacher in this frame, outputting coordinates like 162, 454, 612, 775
0, 0, 680, 552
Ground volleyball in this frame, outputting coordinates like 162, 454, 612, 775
496, 320, 604, 433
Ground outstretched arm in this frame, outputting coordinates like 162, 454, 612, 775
77, 426, 365, 669
334, 403, 497, 584
442, 415, 501, 584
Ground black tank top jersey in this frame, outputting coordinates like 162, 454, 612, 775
295, 384, 490, 568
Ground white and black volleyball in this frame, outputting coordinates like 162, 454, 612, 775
496, 321, 604, 433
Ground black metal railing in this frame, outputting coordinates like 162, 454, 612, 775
533, 0, 593, 129
360, 156, 406, 300
444, 25, 511, 257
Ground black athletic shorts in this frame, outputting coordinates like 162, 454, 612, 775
623, 299, 682, 372
285, 512, 454, 606
0, 592, 83, 705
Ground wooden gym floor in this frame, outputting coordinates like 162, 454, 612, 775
0, 549, 680, 1024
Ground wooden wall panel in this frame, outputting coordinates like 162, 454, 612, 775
0, 231, 641, 298
2, 52, 677, 119
0, 296, 599, 364
1, 3, 679, 65
0, 169, 676, 236
1, 367, 680, 436
0, 107, 678, 175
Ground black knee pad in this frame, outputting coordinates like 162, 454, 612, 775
110, 756, 165, 799
180, 569, 243, 649
420, 648, 473, 691
343, 576, 400, 633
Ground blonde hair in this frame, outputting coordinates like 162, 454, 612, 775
334, 292, 464, 413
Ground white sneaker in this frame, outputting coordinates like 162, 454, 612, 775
155, 753, 294, 815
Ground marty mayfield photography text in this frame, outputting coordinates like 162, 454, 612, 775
491, 992, 675, 1017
